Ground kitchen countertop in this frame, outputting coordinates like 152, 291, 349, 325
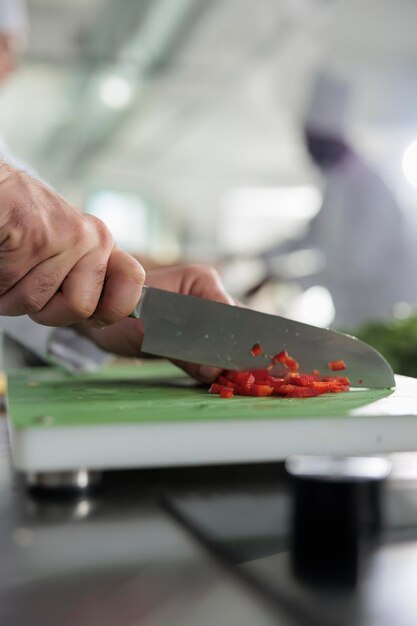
3, 378, 417, 625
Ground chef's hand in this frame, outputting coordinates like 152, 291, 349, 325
75, 264, 235, 383
0, 164, 145, 326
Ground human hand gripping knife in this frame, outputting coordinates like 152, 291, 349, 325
130, 287, 395, 389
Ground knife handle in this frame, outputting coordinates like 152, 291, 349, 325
128, 286, 148, 320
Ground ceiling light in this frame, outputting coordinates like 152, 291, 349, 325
99, 76, 132, 109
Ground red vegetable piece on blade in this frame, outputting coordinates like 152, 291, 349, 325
328, 359, 346, 371
220, 388, 234, 399
250, 342, 263, 357
272, 351, 299, 372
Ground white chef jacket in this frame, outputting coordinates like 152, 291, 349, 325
267, 151, 417, 329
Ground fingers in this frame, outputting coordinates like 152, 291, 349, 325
31, 247, 145, 328
182, 265, 235, 305
171, 359, 223, 384
0, 254, 70, 317
88, 246, 145, 327
146, 265, 235, 305
75, 318, 145, 356
29, 255, 108, 327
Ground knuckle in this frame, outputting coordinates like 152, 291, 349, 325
0, 200, 27, 252
67, 295, 97, 320
70, 215, 91, 248
20, 291, 45, 314
86, 215, 113, 249
0, 268, 20, 295
98, 303, 125, 324
130, 258, 146, 284
33, 269, 61, 296
94, 263, 107, 287
190, 264, 219, 282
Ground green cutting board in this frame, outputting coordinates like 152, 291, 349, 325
8, 361, 392, 428
7, 362, 417, 473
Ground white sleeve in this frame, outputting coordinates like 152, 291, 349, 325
0, 316, 110, 372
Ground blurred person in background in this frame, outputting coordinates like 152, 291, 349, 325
259, 72, 416, 330
0, 0, 232, 384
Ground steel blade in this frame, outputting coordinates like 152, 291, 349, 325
132, 287, 395, 389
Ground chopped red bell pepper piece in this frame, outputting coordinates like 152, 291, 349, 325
292, 374, 319, 387
208, 383, 224, 394
320, 376, 351, 386
328, 359, 346, 371
276, 384, 321, 398
250, 384, 274, 397
220, 387, 234, 399
269, 377, 286, 390
250, 342, 263, 357
217, 376, 236, 388
283, 372, 301, 384
312, 381, 339, 393
209, 347, 350, 398
272, 350, 299, 372
251, 369, 270, 382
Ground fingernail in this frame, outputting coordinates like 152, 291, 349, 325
197, 365, 221, 382
88, 318, 107, 330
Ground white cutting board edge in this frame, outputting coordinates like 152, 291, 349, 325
8, 375, 417, 473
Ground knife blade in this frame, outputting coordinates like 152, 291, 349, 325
130, 287, 395, 389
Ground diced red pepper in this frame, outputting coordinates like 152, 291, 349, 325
312, 381, 339, 394
276, 384, 321, 398
236, 385, 255, 396
250, 384, 274, 397
250, 342, 263, 357
283, 372, 301, 384
234, 372, 255, 386
252, 369, 270, 383
208, 383, 224, 394
269, 376, 286, 390
272, 350, 299, 372
291, 374, 319, 387
328, 359, 346, 371
209, 347, 350, 398
217, 376, 235, 388
220, 387, 234, 399
320, 376, 351, 386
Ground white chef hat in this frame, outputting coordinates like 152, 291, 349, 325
0, 0, 28, 34
304, 72, 352, 138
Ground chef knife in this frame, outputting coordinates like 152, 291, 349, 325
130, 287, 395, 389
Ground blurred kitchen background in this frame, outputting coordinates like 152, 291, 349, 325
3, 0, 417, 372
